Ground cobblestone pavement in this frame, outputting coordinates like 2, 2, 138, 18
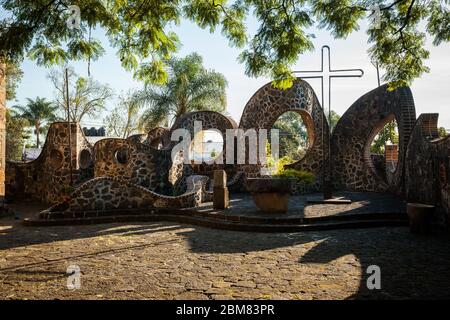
199, 192, 406, 218
1, 203, 450, 300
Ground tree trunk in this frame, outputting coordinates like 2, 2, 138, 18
0, 61, 6, 199
35, 124, 40, 148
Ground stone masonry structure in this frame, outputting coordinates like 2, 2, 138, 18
4, 78, 449, 229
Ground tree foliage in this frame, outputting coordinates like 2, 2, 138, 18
133, 52, 227, 131
5, 108, 30, 161
272, 111, 309, 161
4, 61, 23, 100
13, 96, 58, 148
370, 119, 399, 154
49, 67, 113, 122
1, 0, 447, 90
104, 91, 142, 138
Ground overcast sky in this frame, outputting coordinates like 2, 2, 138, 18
9, 16, 450, 129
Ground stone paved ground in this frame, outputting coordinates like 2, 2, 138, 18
198, 192, 406, 218
1, 202, 450, 300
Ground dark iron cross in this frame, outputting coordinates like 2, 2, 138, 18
293, 45, 364, 200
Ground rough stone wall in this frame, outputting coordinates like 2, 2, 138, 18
144, 127, 171, 148
405, 114, 450, 229
331, 85, 416, 193
6, 122, 94, 204
170, 111, 239, 188
92, 138, 176, 195
44, 175, 207, 214
238, 79, 329, 192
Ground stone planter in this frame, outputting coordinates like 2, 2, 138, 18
407, 203, 435, 234
246, 178, 293, 213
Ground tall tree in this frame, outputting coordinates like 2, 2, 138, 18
3, 60, 26, 161
104, 91, 142, 139
6, 109, 29, 161
4, 61, 23, 101
1, 1, 447, 90
13, 97, 58, 148
134, 53, 227, 131
49, 67, 113, 122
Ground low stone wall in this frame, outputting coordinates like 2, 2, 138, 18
45, 175, 208, 214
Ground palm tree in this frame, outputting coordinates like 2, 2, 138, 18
13, 97, 59, 148
133, 53, 227, 131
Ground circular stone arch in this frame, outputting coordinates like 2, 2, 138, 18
238, 79, 328, 178
269, 108, 315, 159
169, 111, 238, 178
331, 85, 416, 193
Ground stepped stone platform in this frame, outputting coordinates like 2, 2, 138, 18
23, 192, 408, 232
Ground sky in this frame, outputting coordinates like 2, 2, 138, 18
8, 13, 450, 130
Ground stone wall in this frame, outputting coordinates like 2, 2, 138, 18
238, 79, 329, 192
331, 85, 416, 193
44, 175, 207, 214
405, 114, 450, 229
6, 122, 94, 204
92, 138, 176, 195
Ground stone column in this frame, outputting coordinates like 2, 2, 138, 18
0, 62, 6, 201
213, 170, 229, 209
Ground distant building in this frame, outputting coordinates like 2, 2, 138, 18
83, 127, 106, 137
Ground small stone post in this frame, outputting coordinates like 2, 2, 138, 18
213, 170, 229, 209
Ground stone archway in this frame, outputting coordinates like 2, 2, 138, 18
169, 111, 238, 180
238, 78, 328, 190
331, 85, 416, 193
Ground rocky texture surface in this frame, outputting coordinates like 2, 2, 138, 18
43, 175, 208, 215
331, 85, 416, 193
238, 79, 328, 193
6, 123, 94, 204
1, 207, 449, 299
405, 114, 450, 230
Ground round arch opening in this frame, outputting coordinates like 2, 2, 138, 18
269, 110, 314, 166
365, 115, 399, 180
190, 129, 224, 163
79, 149, 93, 169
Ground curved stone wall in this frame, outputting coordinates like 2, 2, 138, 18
238, 78, 329, 192
6, 122, 93, 203
92, 138, 176, 194
405, 114, 450, 228
331, 85, 416, 193
44, 175, 207, 214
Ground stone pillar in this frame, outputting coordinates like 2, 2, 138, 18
0, 62, 6, 202
213, 170, 229, 209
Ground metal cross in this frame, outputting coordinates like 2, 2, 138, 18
293, 45, 364, 130
293, 45, 364, 199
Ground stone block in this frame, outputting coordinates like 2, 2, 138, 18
213, 170, 227, 188
213, 187, 229, 209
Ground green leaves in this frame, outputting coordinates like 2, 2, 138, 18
1, 0, 449, 90
28, 44, 67, 67
134, 52, 227, 131
367, 0, 431, 90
